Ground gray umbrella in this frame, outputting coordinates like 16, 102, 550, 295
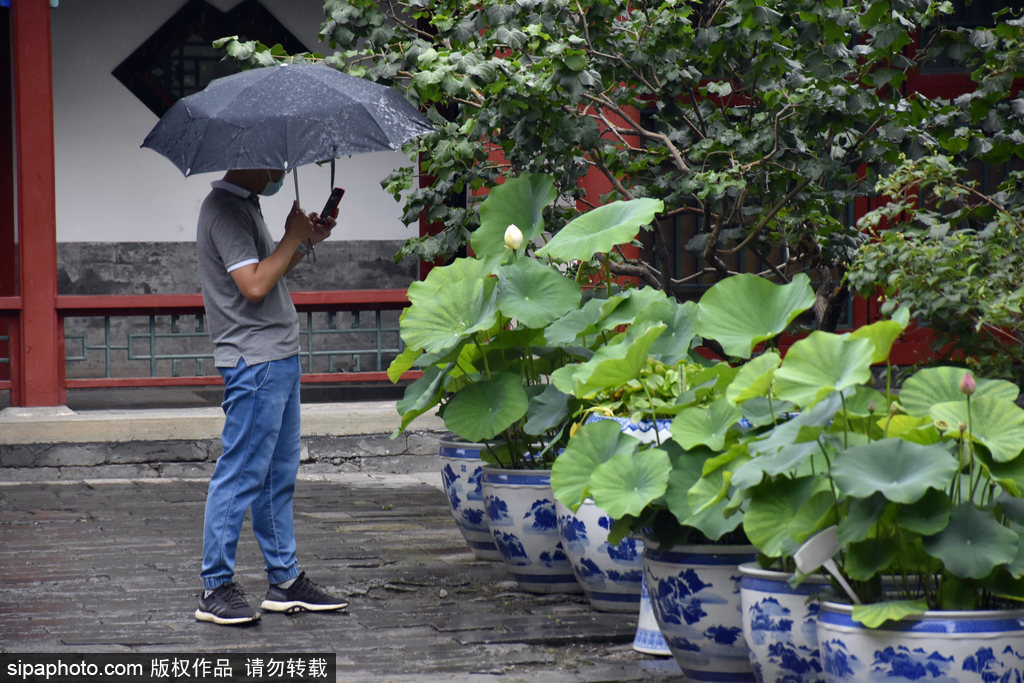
141, 62, 433, 176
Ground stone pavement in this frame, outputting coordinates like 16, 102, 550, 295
0, 401, 685, 682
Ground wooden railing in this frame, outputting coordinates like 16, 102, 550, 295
0, 291, 418, 402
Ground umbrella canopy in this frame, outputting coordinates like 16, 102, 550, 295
141, 63, 433, 176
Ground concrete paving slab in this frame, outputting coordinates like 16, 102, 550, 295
0, 401, 445, 446
0, 475, 684, 682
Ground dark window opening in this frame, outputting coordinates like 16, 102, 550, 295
113, 0, 309, 117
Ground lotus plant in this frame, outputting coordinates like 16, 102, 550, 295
389, 173, 663, 468
550, 271, 1024, 624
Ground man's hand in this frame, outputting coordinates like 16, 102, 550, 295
308, 210, 336, 246
284, 202, 317, 245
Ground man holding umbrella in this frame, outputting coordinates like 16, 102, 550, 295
193, 167, 348, 625
141, 62, 435, 626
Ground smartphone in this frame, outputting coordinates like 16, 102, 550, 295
318, 187, 345, 224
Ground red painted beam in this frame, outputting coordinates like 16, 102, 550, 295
0, 296, 23, 311
12, 0, 61, 406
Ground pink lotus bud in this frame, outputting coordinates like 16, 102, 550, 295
504, 224, 523, 250
959, 372, 976, 395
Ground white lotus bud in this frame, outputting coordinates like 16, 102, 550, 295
504, 224, 523, 250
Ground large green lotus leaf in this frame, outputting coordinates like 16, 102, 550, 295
831, 439, 957, 504
726, 350, 781, 405
442, 373, 528, 442
985, 452, 1024, 497
523, 383, 570, 436
662, 444, 711, 523
740, 396, 797, 427
643, 299, 700, 362
844, 537, 901, 581
695, 273, 815, 359
847, 306, 910, 363
843, 385, 890, 418
683, 462, 743, 540
899, 365, 1020, 417
742, 475, 833, 558
851, 599, 930, 629
923, 503, 1019, 579
730, 441, 819, 491
882, 414, 939, 443
537, 198, 664, 263
551, 418, 636, 510
473, 173, 557, 262
930, 395, 1024, 463
837, 494, 888, 545
773, 332, 875, 409
588, 447, 671, 519
999, 494, 1024, 525
392, 364, 447, 437
896, 488, 952, 535
597, 288, 673, 333
494, 258, 581, 328
544, 293, 632, 345
402, 258, 498, 354
747, 392, 842, 457
691, 445, 748, 526
387, 344, 421, 383
670, 397, 743, 451
554, 324, 666, 397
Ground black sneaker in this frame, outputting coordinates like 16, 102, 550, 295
260, 572, 349, 613
195, 582, 260, 625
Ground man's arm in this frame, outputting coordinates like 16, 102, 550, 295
230, 204, 314, 303
230, 205, 336, 303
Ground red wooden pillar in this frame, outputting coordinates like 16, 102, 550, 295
1, 10, 15, 393
11, 0, 63, 406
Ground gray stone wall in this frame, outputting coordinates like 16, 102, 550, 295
57, 241, 418, 380
0, 431, 444, 482
57, 241, 416, 294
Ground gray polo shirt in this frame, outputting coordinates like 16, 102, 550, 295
196, 181, 299, 368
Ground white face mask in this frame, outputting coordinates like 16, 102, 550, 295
259, 170, 286, 196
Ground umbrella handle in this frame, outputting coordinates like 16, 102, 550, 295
293, 167, 300, 206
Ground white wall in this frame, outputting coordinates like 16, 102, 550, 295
50, 0, 419, 243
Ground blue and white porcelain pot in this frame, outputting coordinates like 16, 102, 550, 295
555, 498, 643, 612
586, 414, 673, 445
644, 543, 758, 682
633, 574, 673, 656
817, 601, 1024, 682
439, 439, 501, 560
481, 467, 582, 594
740, 563, 832, 683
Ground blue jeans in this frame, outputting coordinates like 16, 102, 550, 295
201, 355, 302, 590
